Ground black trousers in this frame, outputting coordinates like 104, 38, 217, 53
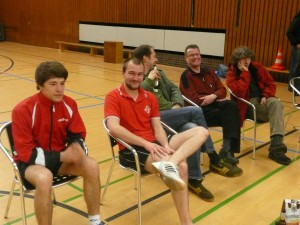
202, 100, 241, 153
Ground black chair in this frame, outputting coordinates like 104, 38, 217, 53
0, 121, 87, 225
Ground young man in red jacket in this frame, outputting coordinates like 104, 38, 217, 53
226, 46, 291, 165
12, 61, 104, 225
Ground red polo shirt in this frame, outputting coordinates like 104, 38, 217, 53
104, 84, 160, 150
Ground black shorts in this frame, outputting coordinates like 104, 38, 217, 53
119, 145, 151, 175
17, 151, 62, 190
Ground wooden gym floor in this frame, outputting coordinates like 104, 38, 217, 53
0, 42, 300, 225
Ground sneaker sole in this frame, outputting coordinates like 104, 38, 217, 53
152, 162, 186, 191
268, 154, 291, 165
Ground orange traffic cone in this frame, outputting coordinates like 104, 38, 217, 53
271, 48, 286, 70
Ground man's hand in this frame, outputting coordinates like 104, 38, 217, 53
200, 94, 216, 106
148, 69, 160, 81
238, 60, 249, 72
172, 104, 181, 109
144, 142, 168, 161
260, 97, 267, 104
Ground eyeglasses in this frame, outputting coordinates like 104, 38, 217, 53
186, 53, 200, 58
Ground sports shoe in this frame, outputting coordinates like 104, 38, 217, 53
152, 161, 186, 191
268, 151, 292, 165
188, 179, 214, 202
209, 159, 243, 177
269, 135, 287, 153
219, 149, 239, 165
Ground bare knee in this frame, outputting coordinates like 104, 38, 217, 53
82, 157, 100, 178
26, 167, 53, 191
195, 126, 209, 140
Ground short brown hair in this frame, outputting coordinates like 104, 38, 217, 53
133, 45, 153, 60
35, 61, 68, 90
184, 44, 200, 56
122, 57, 144, 73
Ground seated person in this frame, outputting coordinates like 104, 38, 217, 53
133, 45, 243, 202
104, 57, 208, 225
180, 44, 242, 167
226, 46, 291, 165
12, 61, 104, 225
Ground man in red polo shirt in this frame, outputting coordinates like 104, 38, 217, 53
104, 57, 208, 225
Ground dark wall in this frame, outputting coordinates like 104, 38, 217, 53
0, 0, 299, 67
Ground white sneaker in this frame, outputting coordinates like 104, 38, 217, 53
152, 161, 186, 191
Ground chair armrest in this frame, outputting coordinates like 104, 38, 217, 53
182, 95, 200, 107
227, 88, 256, 111
290, 77, 300, 96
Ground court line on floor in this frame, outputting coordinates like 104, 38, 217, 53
2, 72, 105, 101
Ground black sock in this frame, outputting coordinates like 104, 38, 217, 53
208, 151, 220, 165
222, 138, 231, 151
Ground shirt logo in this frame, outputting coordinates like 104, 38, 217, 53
58, 118, 69, 122
144, 105, 151, 114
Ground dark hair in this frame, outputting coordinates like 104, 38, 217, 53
35, 61, 68, 90
133, 45, 153, 60
122, 57, 144, 73
230, 46, 255, 66
184, 44, 200, 55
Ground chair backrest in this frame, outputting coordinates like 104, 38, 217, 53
102, 119, 141, 173
0, 121, 17, 166
227, 87, 257, 123
290, 77, 300, 108
290, 77, 300, 96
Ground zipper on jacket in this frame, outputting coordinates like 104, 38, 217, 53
49, 104, 54, 151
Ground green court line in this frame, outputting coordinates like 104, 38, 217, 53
68, 183, 83, 192
63, 194, 83, 203
192, 154, 300, 223
3, 212, 35, 225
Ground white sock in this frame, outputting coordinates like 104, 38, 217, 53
88, 215, 101, 225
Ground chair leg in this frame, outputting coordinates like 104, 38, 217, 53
285, 106, 294, 130
135, 171, 142, 225
200, 152, 204, 165
19, 186, 27, 225
4, 180, 16, 218
100, 160, 116, 204
52, 189, 56, 204
252, 121, 257, 160
242, 122, 246, 140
